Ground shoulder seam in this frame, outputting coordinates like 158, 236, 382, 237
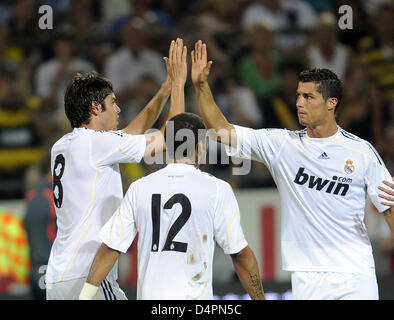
339, 129, 382, 165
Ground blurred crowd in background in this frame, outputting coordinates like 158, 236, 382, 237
0, 0, 393, 299
0, 0, 393, 198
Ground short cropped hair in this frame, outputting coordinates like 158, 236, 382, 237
298, 68, 342, 110
64, 71, 113, 128
165, 112, 206, 160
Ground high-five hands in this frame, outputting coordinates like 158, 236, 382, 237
191, 40, 213, 87
164, 38, 187, 85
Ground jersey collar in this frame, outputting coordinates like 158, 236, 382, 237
306, 125, 341, 142
165, 163, 197, 171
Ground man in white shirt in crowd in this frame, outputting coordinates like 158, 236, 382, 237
79, 112, 265, 300
190, 40, 394, 300
46, 38, 187, 300
103, 18, 167, 123
35, 27, 94, 129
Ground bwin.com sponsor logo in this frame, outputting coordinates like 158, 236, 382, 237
294, 167, 352, 196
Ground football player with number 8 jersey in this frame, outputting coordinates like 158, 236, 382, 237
46, 38, 187, 300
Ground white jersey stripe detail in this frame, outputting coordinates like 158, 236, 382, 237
116, 207, 125, 250
60, 170, 99, 281
226, 210, 241, 253
332, 135, 385, 167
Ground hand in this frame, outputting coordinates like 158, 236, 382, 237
191, 40, 213, 87
163, 38, 187, 85
378, 177, 394, 207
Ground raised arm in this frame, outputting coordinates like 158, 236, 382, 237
230, 246, 265, 300
121, 75, 171, 135
160, 38, 187, 134
191, 40, 237, 148
79, 243, 120, 299
144, 38, 187, 156
121, 39, 187, 135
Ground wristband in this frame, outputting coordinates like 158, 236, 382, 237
79, 282, 99, 300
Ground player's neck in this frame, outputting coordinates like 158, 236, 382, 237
169, 158, 199, 168
80, 118, 104, 131
306, 121, 338, 138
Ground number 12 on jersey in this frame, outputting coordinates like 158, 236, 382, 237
151, 193, 191, 253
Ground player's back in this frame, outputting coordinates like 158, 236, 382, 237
47, 128, 125, 283
131, 163, 240, 300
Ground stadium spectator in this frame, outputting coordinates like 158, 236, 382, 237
34, 26, 94, 130
260, 60, 304, 130
357, 2, 394, 101
6, 0, 44, 58
0, 25, 20, 65
188, 0, 241, 34
237, 21, 282, 101
0, 62, 44, 199
23, 154, 57, 300
379, 125, 394, 175
303, 0, 333, 13
109, 0, 176, 36
306, 12, 353, 80
336, 64, 384, 144
103, 18, 167, 124
241, 0, 317, 51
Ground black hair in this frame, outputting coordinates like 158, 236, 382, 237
164, 112, 207, 160
64, 71, 113, 128
298, 68, 342, 110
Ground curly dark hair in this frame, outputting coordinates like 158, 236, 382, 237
298, 68, 343, 111
64, 71, 113, 128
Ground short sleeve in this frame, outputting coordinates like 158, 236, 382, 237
225, 125, 288, 169
214, 181, 248, 254
99, 183, 138, 253
91, 130, 146, 167
364, 145, 392, 214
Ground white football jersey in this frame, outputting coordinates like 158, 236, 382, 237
228, 125, 392, 275
46, 128, 146, 283
99, 163, 248, 300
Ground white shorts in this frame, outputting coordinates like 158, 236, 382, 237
46, 277, 127, 300
291, 271, 379, 300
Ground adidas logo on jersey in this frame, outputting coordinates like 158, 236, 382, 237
294, 167, 351, 196
318, 152, 330, 159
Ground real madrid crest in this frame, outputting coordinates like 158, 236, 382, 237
344, 159, 355, 174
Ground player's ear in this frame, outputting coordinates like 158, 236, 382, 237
91, 101, 102, 116
327, 97, 338, 112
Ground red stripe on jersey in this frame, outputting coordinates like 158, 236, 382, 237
261, 206, 275, 280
